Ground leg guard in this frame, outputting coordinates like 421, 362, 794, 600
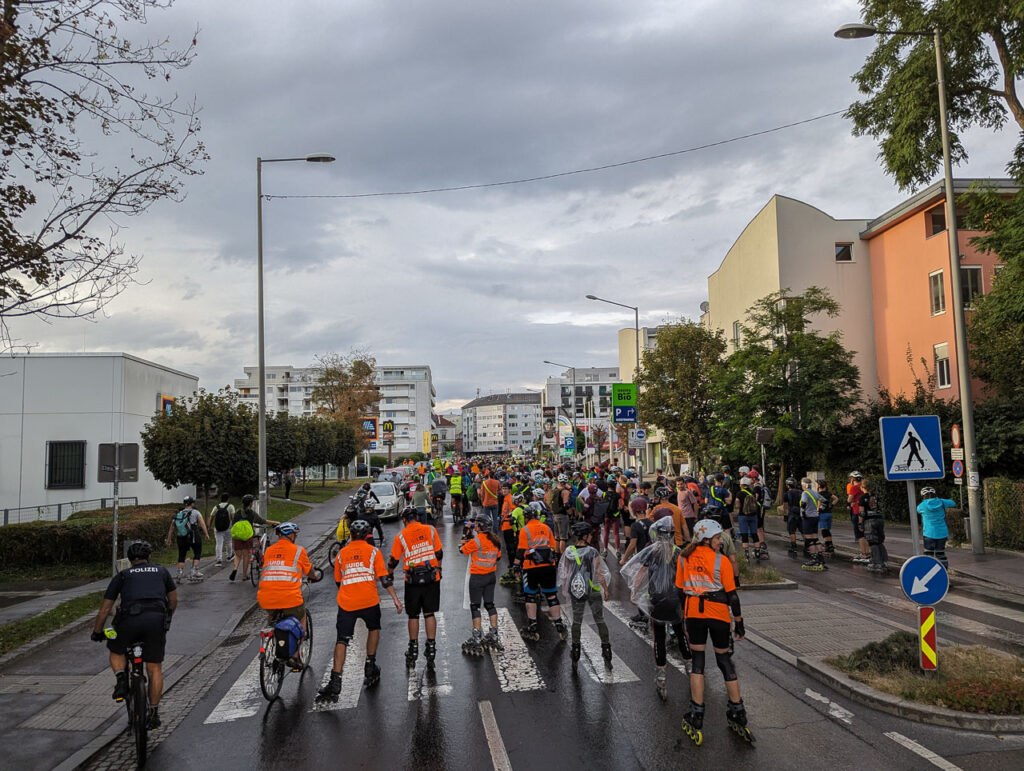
483, 602, 496, 616
469, 603, 482, 620
690, 648, 706, 675
820, 528, 831, 539
715, 650, 737, 681
653, 623, 667, 667
545, 594, 560, 608
423, 612, 435, 620
336, 635, 353, 647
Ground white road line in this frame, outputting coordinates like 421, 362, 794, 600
579, 620, 639, 684
478, 700, 513, 771
204, 652, 262, 724
605, 600, 700, 684
939, 593, 1024, 626
885, 731, 963, 771
463, 566, 472, 610
804, 687, 854, 724
408, 611, 454, 700
490, 607, 546, 692
311, 625, 367, 712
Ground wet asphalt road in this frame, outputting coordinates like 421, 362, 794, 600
114, 511, 1024, 771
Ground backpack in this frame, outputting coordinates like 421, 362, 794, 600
741, 490, 759, 516
173, 509, 191, 537
272, 615, 305, 659
231, 516, 254, 540
214, 504, 231, 531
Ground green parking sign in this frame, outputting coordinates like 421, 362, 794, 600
612, 383, 636, 407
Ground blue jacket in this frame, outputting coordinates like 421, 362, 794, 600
917, 498, 955, 539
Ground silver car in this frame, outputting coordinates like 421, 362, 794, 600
371, 481, 401, 521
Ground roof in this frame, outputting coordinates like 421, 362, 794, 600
434, 414, 456, 427
461, 392, 541, 410
860, 178, 1018, 239
8, 352, 198, 381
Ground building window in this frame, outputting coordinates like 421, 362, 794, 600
385, 398, 394, 404
835, 243, 853, 262
46, 440, 86, 489
385, 411, 397, 418
934, 343, 951, 389
732, 321, 741, 348
961, 266, 982, 309
927, 205, 965, 237
929, 270, 945, 315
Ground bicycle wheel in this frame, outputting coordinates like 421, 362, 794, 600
299, 611, 314, 674
250, 554, 260, 587
133, 670, 148, 767
259, 648, 284, 701
328, 541, 342, 566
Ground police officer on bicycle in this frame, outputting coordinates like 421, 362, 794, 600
90, 541, 177, 730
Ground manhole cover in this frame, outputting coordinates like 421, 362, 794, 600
219, 634, 250, 648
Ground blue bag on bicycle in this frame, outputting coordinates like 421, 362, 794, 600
272, 616, 304, 659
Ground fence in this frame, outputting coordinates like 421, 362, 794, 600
1, 497, 139, 526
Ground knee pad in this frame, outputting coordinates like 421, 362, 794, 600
545, 595, 560, 608
805, 537, 818, 547
336, 635, 352, 646
716, 650, 737, 681
691, 649, 706, 675
821, 529, 831, 539
924, 549, 936, 558
483, 602, 496, 616
423, 612, 435, 620
469, 603, 482, 619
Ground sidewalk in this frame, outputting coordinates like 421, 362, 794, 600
764, 517, 1024, 593
0, 492, 349, 771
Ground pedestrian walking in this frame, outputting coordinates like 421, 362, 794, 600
229, 494, 278, 582
917, 486, 955, 568
166, 496, 208, 582
558, 522, 612, 672
284, 470, 296, 500
207, 493, 235, 567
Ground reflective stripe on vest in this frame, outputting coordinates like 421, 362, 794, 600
524, 525, 549, 551
682, 552, 723, 596
471, 535, 499, 570
260, 545, 304, 583
398, 531, 437, 567
450, 476, 463, 494
337, 547, 379, 586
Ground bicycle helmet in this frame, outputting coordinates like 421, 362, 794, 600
183, 496, 195, 505
361, 482, 372, 491
693, 519, 723, 542
738, 466, 750, 475
722, 465, 730, 473
655, 486, 672, 500
532, 487, 545, 500
242, 494, 255, 506
349, 519, 371, 539
569, 521, 594, 539
512, 493, 525, 505
920, 486, 937, 497
557, 474, 568, 483
739, 477, 751, 487
523, 504, 538, 520
849, 470, 862, 479
747, 470, 760, 480
401, 505, 419, 521
650, 517, 675, 541
785, 477, 797, 487
275, 521, 300, 537
126, 540, 152, 561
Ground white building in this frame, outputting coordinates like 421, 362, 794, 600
461, 393, 541, 454
234, 363, 437, 456
0, 353, 198, 520
542, 367, 621, 424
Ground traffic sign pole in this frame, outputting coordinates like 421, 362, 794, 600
906, 481, 921, 556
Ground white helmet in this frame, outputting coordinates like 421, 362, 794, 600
738, 466, 750, 475
693, 519, 723, 542
557, 474, 568, 483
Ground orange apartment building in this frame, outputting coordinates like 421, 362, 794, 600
861, 178, 1014, 402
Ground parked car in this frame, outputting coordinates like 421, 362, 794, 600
370, 481, 401, 521
356, 463, 383, 479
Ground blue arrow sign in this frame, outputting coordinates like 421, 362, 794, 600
613, 405, 637, 424
899, 555, 949, 605
879, 415, 945, 481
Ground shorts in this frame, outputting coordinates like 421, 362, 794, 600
818, 513, 833, 532
404, 581, 441, 617
176, 535, 201, 562
786, 514, 801, 535
852, 515, 865, 540
522, 565, 557, 596
737, 515, 758, 538
266, 602, 305, 623
801, 516, 819, 536
336, 604, 382, 641
756, 511, 765, 530
685, 617, 732, 650
552, 514, 570, 541
233, 537, 254, 552
107, 611, 167, 663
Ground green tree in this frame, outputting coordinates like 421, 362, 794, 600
329, 420, 358, 484
140, 388, 257, 503
845, 0, 1024, 190
266, 412, 305, 475
635, 320, 727, 470
299, 417, 336, 490
713, 288, 861, 480
0, 0, 205, 348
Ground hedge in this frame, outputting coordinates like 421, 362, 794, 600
985, 477, 1024, 550
0, 508, 174, 568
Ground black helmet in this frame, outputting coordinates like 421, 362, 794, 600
655, 486, 672, 500
344, 504, 358, 516
361, 482, 372, 491
401, 505, 418, 521
785, 477, 797, 488
183, 496, 195, 505
242, 494, 255, 506
126, 540, 152, 561
722, 465, 731, 473
569, 521, 593, 539
350, 520, 371, 539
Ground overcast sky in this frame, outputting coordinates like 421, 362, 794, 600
11, 0, 1019, 411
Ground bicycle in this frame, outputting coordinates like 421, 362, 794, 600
258, 571, 321, 701
431, 494, 446, 521
104, 629, 151, 768
250, 526, 269, 587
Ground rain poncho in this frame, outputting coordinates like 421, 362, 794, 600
557, 544, 610, 624
620, 539, 683, 624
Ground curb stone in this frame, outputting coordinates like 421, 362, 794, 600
739, 577, 798, 591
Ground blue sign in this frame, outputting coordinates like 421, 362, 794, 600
613, 405, 637, 424
899, 555, 949, 605
952, 459, 964, 478
564, 437, 575, 450
369, 441, 378, 450
879, 415, 945, 481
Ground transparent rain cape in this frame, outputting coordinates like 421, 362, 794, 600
620, 539, 683, 624
556, 544, 610, 624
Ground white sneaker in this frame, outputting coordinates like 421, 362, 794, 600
192, 570, 204, 579
216, 560, 223, 567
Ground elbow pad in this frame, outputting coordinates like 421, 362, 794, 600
387, 557, 399, 572
379, 575, 394, 589
726, 590, 742, 618
435, 549, 443, 563
516, 549, 526, 562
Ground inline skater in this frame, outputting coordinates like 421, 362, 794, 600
799, 478, 827, 572
388, 507, 444, 669
514, 503, 564, 642
621, 518, 690, 700
677, 519, 750, 745
736, 477, 760, 561
166, 496, 208, 583
781, 478, 802, 555
90, 541, 176, 730
550, 474, 572, 561
816, 480, 839, 556
459, 513, 504, 655
317, 520, 403, 701
558, 522, 612, 672
917, 486, 955, 568
256, 522, 321, 668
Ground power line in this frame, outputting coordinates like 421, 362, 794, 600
264, 108, 847, 201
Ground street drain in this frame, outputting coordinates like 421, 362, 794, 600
219, 634, 250, 647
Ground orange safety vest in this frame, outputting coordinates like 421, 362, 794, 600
334, 541, 383, 611
519, 521, 553, 568
391, 522, 441, 573
481, 478, 499, 506
677, 545, 733, 623
463, 534, 500, 574
257, 540, 308, 609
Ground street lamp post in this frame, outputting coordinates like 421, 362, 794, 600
836, 23, 984, 554
543, 360, 577, 462
587, 294, 642, 481
256, 153, 335, 517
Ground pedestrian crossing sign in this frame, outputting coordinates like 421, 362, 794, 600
879, 415, 945, 481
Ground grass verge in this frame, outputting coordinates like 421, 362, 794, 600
737, 552, 783, 585
829, 631, 1024, 714
269, 478, 363, 504
0, 591, 105, 657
